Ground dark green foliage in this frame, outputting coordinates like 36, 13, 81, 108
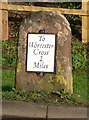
71, 42, 88, 70
36, 2, 82, 9
2, 37, 18, 68
58, 2, 82, 9
66, 14, 82, 40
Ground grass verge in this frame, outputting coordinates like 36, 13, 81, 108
1, 69, 88, 106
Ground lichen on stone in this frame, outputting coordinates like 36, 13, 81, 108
69, 73, 73, 94
56, 61, 67, 86
17, 62, 22, 73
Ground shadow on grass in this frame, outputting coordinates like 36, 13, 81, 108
2, 86, 13, 92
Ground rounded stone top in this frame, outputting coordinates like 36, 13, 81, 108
20, 12, 71, 40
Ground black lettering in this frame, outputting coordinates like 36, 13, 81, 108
33, 62, 48, 69
29, 42, 33, 47
33, 49, 39, 55
39, 36, 42, 41
40, 56, 43, 62
39, 36, 45, 41
33, 62, 39, 68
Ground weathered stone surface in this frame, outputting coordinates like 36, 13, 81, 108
16, 12, 73, 93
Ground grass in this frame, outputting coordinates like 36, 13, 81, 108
2, 69, 15, 91
1, 69, 88, 106
73, 70, 88, 105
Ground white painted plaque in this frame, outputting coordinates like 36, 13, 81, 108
26, 33, 56, 73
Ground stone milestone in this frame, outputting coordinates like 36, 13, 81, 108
16, 12, 73, 94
